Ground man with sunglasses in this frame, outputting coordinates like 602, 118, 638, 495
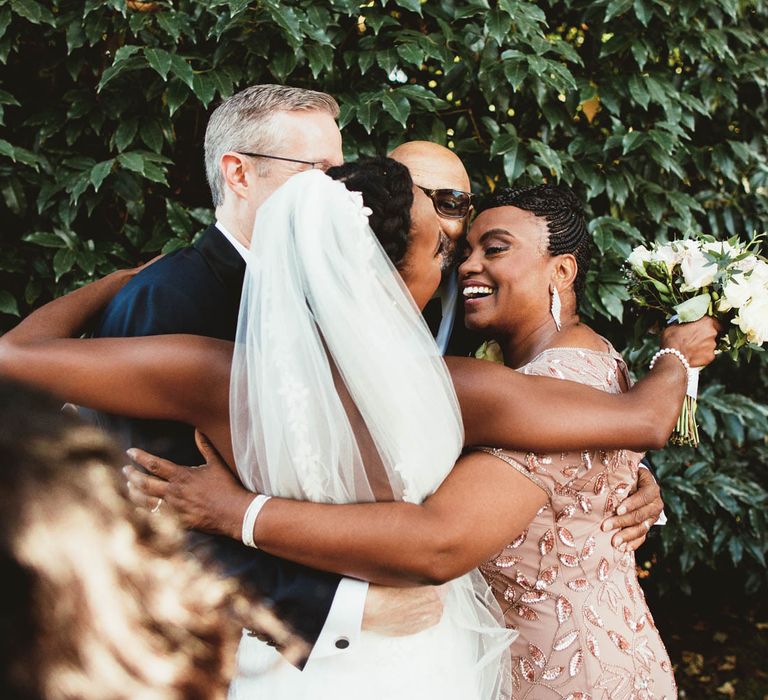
388, 141, 475, 354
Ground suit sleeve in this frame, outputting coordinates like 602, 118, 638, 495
188, 532, 343, 657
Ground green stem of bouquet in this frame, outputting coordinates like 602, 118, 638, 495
670, 396, 699, 447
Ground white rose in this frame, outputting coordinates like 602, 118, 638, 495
650, 243, 683, 274
718, 274, 755, 312
680, 246, 717, 292
733, 295, 768, 345
734, 253, 758, 273
627, 245, 652, 275
703, 240, 742, 258
751, 259, 768, 284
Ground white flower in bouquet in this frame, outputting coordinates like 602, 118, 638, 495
680, 245, 717, 291
751, 259, 768, 283
718, 258, 768, 312
627, 245, 652, 274
719, 274, 757, 312
649, 243, 684, 274
703, 240, 742, 258
733, 296, 768, 345
625, 232, 767, 448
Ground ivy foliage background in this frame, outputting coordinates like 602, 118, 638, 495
1, 0, 767, 597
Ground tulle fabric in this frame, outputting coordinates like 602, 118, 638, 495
229, 170, 513, 699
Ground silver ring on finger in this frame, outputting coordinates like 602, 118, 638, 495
643, 520, 652, 531
151, 497, 164, 513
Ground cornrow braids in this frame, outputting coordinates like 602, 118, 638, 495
476, 184, 591, 303
327, 157, 414, 271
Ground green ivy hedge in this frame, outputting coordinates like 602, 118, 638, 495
1, 0, 767, 596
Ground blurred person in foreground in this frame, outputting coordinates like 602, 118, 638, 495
0, 379, 303, 700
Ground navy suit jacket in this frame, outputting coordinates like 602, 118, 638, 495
91, 225, 340, 652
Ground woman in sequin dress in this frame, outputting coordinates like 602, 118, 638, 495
122, 184, 717, 698
464, 187, 677, 698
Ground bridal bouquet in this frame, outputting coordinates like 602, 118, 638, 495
626, 234, 768, 446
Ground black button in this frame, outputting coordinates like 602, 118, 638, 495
335, 637, 350, 649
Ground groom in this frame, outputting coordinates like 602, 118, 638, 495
91, 85, 438, 665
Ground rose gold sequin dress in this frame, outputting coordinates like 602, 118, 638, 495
480, 346, 677, 699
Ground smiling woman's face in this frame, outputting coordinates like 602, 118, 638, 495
458, 205, 556, 335
399, 186, 446, 310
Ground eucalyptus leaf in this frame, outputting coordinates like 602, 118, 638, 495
674, 293, 712, 322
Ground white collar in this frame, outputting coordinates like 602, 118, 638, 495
214, 221, 249, 262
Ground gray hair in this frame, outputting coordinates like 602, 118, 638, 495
204, 84, 340, 207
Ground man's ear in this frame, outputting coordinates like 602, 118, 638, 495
220, 152, 251, 201
553, 253, 578, 291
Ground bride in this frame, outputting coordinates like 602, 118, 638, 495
0, 158, 717, 698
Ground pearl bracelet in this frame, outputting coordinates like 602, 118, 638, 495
241, 494, 272, 549
648, 347, 691, 373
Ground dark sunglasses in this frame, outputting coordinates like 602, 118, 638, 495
418, 186, 475, 219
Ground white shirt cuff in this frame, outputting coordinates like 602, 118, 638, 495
308, 577, 368, 661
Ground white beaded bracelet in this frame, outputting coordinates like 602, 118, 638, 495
648, 347, 691, 373
241, 494, 272, 549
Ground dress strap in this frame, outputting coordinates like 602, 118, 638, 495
474, 447, 550, 495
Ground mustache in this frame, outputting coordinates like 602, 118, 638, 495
440, 238, 459, 273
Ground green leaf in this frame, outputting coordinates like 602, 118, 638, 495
10, 0, 55, 25
53, 248, 76, 282
140, 120, 164, 153
633, 0, 653, 25
114, 116, 139, 152
356, 99, 379, 134
486, 9, 512, 46
191, 72, 216, 108
381, 91, 410, 128
0, 290, 19, 316
628, 75, 650, 109
503, 60, 526, 90
90, 160, 113, 192
144, 47, 173, 80
166, 80, 188, 116
393, 0, 422, 14
0, 6, 12, 41
605, 0, 633, 21
118, 151, 145, 174
396, 43, 424, 67
169, 54, 194, 89
502, 141, 526, 182
0, 89, 19, 106
528, 140, 562, 178
166, 199, 194, 238
622, 131, 645, 155
23, 231, 68, 248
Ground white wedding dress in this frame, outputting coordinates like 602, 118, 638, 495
227, 170, 513, 700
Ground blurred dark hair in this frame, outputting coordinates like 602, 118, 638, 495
0, 380, 297, 700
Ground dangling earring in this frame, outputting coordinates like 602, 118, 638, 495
550, 285, 562, 331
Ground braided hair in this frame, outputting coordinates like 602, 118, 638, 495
327, 157, 414, 271
476, 184, 591, 303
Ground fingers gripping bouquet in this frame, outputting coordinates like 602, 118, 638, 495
626, 235, 768, 446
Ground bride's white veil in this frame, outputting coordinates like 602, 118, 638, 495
230, 168, 512, 698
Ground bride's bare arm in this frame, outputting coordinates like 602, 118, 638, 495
0, 273, 232, 453
450, 317, 720, 452
127, 437, 547, 587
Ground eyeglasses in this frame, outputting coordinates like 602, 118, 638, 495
417, 186, 475, 219
237, 152, 322, 169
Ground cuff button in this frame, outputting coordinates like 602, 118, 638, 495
334, 637, 350, 650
